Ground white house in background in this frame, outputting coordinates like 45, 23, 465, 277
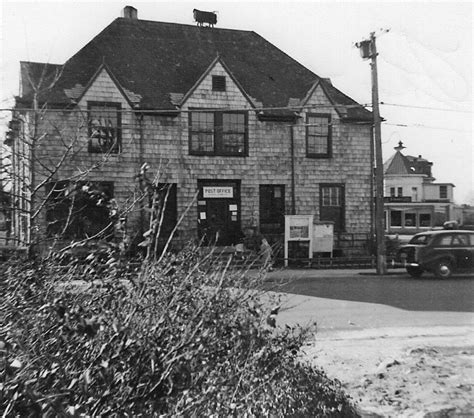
384, 141, 456, 234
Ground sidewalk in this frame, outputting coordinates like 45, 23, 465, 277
263, 272, 474, 417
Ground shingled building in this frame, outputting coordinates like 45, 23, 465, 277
9, 6, 374, 257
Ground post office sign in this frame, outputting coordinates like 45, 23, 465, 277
203, 186, 234, 198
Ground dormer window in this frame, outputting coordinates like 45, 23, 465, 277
212, 75, 226, 92
88, 101, 121, 153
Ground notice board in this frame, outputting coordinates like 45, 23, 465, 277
312, 222, 334, 254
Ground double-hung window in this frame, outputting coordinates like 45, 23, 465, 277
189, 111, 247, 156
306, 113, 331, 158
88, 101, 121, 153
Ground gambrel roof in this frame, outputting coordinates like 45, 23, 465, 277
17, 16, 372, 121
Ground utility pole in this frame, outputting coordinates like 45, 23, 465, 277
357, 32, 387, 275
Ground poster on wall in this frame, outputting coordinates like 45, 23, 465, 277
284, 215, 314, 266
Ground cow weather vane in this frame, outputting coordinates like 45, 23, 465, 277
193, 9, 218, 27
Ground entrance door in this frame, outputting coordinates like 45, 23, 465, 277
197, 180, 241, 246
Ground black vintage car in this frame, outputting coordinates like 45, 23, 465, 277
396, 230, 474, 278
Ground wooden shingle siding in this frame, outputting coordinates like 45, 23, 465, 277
27, 51, 372, 255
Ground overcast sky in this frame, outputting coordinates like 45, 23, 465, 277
1, 1, 472, 203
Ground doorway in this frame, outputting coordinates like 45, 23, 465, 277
197, 180, 241, 246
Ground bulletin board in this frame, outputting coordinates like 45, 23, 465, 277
284, 215, 314, 266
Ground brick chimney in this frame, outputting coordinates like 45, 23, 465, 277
122, 6, 138, 19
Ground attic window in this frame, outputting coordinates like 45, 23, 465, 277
212, 75, 226, 92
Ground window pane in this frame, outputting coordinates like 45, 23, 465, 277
438, 235, 452, 246
331, 188, 340, 206
320, 185, 344, 231
308, 116, 329, 135
419, 213, 431, 227
190, 112, 214, 153
405, 213, 416, 227
390, 211, 402, 227
192, 112, 214, 130
440, 185, 447, 199
453, 234, 469, 246
221, 113, 245, 154
307, 115, 330, 156
222, 133, 245, 154
223, 113, 245, 133
322, 187, 340, 207
191, 133, 214, 152
89, 103, 120, 153
322, 187, 330, 206
308, 136, 328, 155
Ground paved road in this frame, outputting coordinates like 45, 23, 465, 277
264, 268, 474, 313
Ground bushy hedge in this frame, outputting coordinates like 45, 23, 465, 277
1, 248, 358, 416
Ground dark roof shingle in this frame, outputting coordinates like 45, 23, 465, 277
19, 18, 372, 120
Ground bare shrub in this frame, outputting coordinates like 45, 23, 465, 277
1, 251, 357, 416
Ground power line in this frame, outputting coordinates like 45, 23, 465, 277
2, 101, 472, 114
384, 122, 471, 133
0, 103, 372, 114
380, 102, 472, 114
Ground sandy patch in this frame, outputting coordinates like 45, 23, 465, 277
303, 327, 474, 417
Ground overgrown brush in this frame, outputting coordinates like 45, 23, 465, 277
0, 248, 358, 416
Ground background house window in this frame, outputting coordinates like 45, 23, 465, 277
390, 210, 402, 227
412, 187, 418, 201
306, 114, 331, 158
397, 187, 403, 197
212, 75, 226, 91
440, 185, 447, 199
390, 187, 396, 197
189, 111, 247, 156
88, 102, 121, 153
419, 213, 431, 227
259, 185, 285, 234
320, 184, 344, 231
404, 212, 416, 227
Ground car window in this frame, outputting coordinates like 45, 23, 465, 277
437, 235, 453, 246
452, 234, 470, 246
409, 234, 430, 245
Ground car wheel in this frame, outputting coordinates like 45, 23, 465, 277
406, 266, 423, 278
434, 261, 453, 279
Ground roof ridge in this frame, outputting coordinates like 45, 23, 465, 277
115, 17, 255, 33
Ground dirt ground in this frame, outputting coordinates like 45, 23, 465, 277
304, 327, 474, 417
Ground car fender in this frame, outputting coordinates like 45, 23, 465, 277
421, 252, 456, 271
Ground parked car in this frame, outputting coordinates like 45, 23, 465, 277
396, 230, 474, 278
